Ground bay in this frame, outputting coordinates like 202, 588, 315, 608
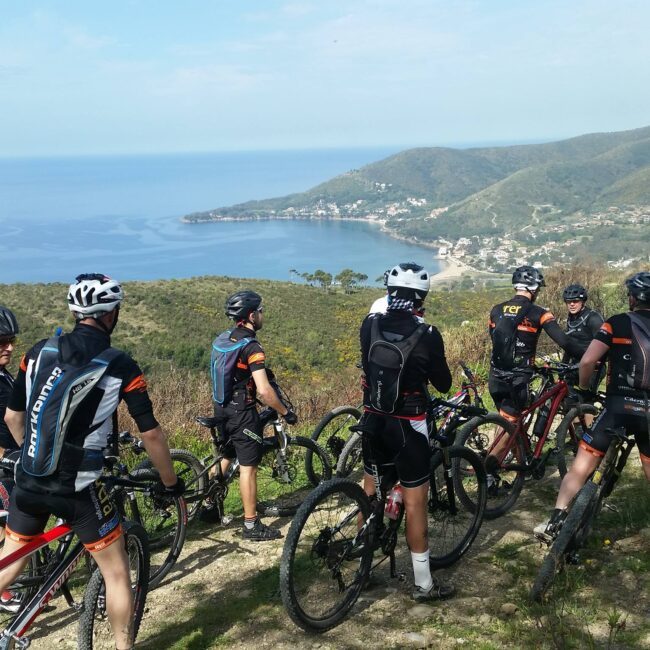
0, 149, 441, 284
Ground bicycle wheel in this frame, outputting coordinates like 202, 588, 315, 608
133, 448, 208, 522
125, 468, 188, 589
257, 436, 332, 517
78, 521, 150, 649
530, 481, 597, 602
280, 478, 373, 632
335, 431, 363, 480
428, 446, 487, 568
307, 406, 361, 484
457, 413, 525, 519
555, 404, 599, 478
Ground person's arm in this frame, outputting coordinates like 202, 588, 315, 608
4, 407, 25, 446
251, 368, 289, 415
578, 339, 610, 389
139, 425, 177, 487
542, 318, 584, 360
427, 327, 453, 393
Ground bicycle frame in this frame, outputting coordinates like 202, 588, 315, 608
0, 523, 83, 649
490, 370, 572, 469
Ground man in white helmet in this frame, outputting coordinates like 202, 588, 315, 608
359, 262, 455, 602
1, 273, 182, 649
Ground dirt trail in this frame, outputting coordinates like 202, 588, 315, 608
20, 464, 650, 649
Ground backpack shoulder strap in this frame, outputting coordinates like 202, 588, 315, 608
628, 312, 650, 338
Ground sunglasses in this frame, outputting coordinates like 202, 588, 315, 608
565, 299, 583, 304
0, 337, 16, 347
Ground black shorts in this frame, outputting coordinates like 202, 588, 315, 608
219, 408, 264, 467
488, 368, 532, 420
361, 412, 431, 488
6, 481, 123, 552
580, 396, 650, 463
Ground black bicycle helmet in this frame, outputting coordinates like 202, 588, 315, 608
225, 290, 263, 320
625, 272, 650, 303
512, 265, 545, 291
562, 284, 588, 302
0, 306, 19, 337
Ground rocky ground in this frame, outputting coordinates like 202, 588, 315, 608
12, 461, 650, 649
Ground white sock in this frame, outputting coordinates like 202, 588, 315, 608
411, 550, 433, 591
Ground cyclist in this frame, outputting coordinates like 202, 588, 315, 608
209, 290, 297, 541
561, 283, 604, 392
360, 262, 455, 602
0, 306, 20, 612
486, 266, 583, 484
535, 272, 650, 542
1, 274, 182, 650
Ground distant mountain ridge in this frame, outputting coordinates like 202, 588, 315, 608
183, 126, 650, 269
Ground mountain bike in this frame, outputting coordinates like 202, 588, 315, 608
334, 362, 485, 480
456, 362, 594, 519
104, 430, 188, 589
279, 418, 486, 632
530, 426, 638, 602
0, 469, 149, 649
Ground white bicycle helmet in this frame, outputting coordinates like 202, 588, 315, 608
67, 273, 124, 318
386, 262, 430, 302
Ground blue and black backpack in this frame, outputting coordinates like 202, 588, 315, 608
211, 330, 253, 406
22, 337, 120, 477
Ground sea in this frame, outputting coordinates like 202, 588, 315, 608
0, 149, 441, 284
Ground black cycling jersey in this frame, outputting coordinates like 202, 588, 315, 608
562, 307, 604, 364
488, 295, 583, 369
360, 311, 452, 418
9, 323, 158, 494
0, 367, 18, 451
594, 309, 650, 399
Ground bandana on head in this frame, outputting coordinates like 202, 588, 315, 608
387, 297, 415, 312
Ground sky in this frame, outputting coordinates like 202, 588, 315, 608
1, 0, 650, 156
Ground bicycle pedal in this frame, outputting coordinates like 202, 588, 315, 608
603, 503, 619, 513
221, 514, 234, 526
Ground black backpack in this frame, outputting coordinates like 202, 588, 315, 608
22, 338, 120, 478
626, 313, 650, 391
211, 330, 253, 406
366, 317, 428, 413
491, 302, 533, 370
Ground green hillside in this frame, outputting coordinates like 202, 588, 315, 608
183, 125, 650, 268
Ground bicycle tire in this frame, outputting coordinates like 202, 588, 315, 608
429, 446, 487, 568
126, 468, 188, 589
133, 448, 207, 522
555, 404, 599, 478
335, 431, 363, 480
307, 406, 361, 484
457, 413, 525, 519
280, 478, 373, 632
257, 436, 332, 517
77, 521, 150, 649
530, 481, 598, 602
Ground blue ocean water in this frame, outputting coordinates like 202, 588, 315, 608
0, 150, 441, 283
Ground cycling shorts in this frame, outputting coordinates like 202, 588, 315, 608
361, 412, 431, 488
6, 481, 123, 553
580, 396, 650, 463
219, 408, 264, 467
488, 368, 532, 421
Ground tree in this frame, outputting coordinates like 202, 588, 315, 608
289, 268, 298, 282
336, 269, 368, 293
312, 269, 333, 291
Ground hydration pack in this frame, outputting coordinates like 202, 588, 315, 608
626, 313, 650, 391
491, 303, 533, 370
211, 330, 253, 405
366, 317, 428, 413
22, 338, 120, 478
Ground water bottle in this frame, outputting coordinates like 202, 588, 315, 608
532, 403, 550, 439
384, 485, 403, 520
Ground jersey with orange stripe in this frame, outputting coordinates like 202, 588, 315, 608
594, 309, 650, 399
488, 295, 582, 369
8, 323, 157, 494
